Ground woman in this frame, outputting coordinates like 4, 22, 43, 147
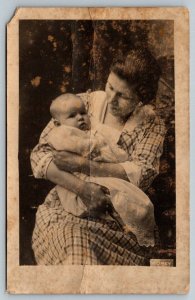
31, 48, 166, 265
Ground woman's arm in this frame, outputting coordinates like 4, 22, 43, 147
47, 160, 84, 194
119, 118, 167, 190
30, 120, 112, 210
53, 150, 129, 181
47, 161, 113, 210
81, 159, 129, 181
53, 118, 166, 189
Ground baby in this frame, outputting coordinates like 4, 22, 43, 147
49, 93, 128, 163
48, 93, 156, 246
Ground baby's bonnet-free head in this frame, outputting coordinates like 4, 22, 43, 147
50, 93, 90, 131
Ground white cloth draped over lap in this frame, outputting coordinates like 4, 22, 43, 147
57, 175, 156, 247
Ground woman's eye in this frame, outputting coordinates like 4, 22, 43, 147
107, 83, 113, 90
121, 96, 130, 100
121, 95, 133, 101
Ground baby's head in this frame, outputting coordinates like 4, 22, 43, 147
50, 93, 90, 130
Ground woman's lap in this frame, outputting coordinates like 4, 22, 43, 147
32, 197, 152, 266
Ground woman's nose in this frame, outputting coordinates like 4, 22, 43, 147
108, 91, 118, 104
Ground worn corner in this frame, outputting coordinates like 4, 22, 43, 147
180, 6, 190, 19
178, 283, 190, 295
7, 7, 22, 28
5, 286, 17, 295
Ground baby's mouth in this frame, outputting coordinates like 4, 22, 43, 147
79, 123, 88, 130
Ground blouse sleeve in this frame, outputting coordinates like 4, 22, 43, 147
30, 119, 55, 179
119, 117, 166, 191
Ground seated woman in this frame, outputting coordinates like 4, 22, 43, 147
30, 48, 166, 265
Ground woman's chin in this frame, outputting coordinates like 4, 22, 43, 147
110, 109, 125, 120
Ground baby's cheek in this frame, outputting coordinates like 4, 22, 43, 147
86, 118, 91, 127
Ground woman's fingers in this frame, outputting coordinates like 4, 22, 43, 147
91, 188, 112, 210
53, 153, 66, 169
53, 150, 69, 161
53, 151, 64, 164
81, 182, 111, 210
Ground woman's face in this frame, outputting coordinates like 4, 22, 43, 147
105, 72, 140, 121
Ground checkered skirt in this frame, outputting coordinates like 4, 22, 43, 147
32, 188, 154, 265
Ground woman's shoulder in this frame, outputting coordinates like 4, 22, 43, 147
124, 104, 166, 136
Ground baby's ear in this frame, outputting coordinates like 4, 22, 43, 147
53, 119, 61, 126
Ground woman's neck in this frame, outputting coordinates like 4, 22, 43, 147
103, 107, 125, 131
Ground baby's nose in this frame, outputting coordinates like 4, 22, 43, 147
77, 113, 84, 120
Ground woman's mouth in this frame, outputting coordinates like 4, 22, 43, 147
111, 105, 119, 113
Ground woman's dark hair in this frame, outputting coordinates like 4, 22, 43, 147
110, 48, 162, 104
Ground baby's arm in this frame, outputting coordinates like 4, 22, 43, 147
48, 126, 96, 157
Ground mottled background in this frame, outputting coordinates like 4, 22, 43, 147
19, 20, 175, 265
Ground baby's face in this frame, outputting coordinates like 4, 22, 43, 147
57, 97, 90, 130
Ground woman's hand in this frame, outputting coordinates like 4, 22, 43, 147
78, 182, 112, 213
53, 150, 87, 173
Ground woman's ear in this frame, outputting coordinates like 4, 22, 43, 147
132, 101, 143, 116
137, 101, 143, 108
53, 119, 61, 126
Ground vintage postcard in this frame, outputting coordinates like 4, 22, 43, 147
7, 7, 189, 294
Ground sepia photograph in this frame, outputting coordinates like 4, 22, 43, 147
19, 18, 175, 266
7, 7, 189, 293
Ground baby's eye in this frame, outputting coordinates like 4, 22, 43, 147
69, 113, 76, 118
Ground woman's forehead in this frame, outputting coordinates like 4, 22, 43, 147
107, 72, 134, 95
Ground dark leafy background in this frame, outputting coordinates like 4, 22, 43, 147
19, 20, 175, 265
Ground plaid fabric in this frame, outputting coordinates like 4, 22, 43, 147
32, 188, 153, 265
118, 117, 166, 190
